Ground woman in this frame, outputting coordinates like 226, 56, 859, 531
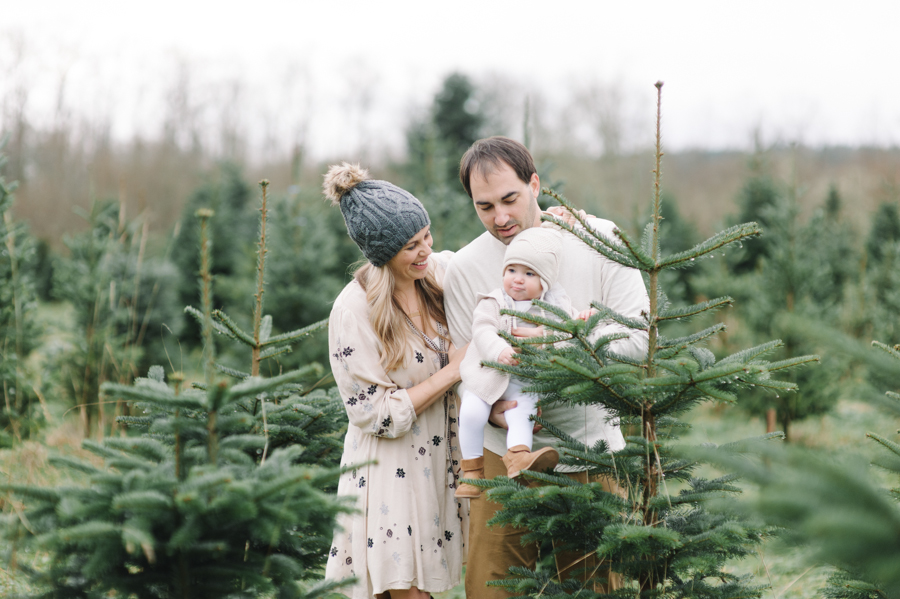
323, 163, 467, 599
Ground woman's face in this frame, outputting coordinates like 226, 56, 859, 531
386, 225, 433, 287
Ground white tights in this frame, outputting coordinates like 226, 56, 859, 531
458, 379, 539, 460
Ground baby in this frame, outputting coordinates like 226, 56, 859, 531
455, 226, 595, 499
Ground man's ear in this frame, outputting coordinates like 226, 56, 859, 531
529, 173, 540, 197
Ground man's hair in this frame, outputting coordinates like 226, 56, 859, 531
458, 136, 536, 198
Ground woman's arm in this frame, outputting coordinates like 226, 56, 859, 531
405, 343, 466, 415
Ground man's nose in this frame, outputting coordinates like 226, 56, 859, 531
495, 208, 511, 227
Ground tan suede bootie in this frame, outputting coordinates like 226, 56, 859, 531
502, 445, 559, 479
454, 457, 486, 499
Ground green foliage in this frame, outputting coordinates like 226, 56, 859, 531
51, 199, 184, 437
701, 340, 900, 599
475, 85, 813, 598
853, 204, 900, 345
715, 173, 853, 438
729, 173, 780, 274
244, 188, 359, 369
402, 72, 487, 251
0, 151, 43, 444
172, 162, 257, 342
3, 187, 350, 598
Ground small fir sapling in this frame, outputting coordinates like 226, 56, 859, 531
722, 175, 851, 439
472, 82, 817, 598
0, 148, 42, 444
2, 181, 351, 598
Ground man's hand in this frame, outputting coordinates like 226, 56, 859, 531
497, 347, 518, 366
488, 400, 543, 433
544, 206, 595, 226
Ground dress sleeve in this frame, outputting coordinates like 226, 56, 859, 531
329, 303, 417, 438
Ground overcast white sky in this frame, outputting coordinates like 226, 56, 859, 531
4, 0, 899, 160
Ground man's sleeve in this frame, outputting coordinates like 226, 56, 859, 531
443, 257, 477, 348
590, 220, 651, 360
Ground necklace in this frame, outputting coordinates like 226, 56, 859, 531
404, 317, 449, 369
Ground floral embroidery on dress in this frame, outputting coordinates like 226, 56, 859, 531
396, 468, 405, 478
358, 477, 366, 488
332, 346, 355, 362
432, 435, 443, 446
367, 384, 377, 395
415, 351, 424, 363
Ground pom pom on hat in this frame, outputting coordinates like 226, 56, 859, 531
323, 162, 370, 205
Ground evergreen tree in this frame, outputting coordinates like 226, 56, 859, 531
53, 200, 184, 437
729, 171, 780, 275
715, 176, 853, 439
854, 203, 900, 345
243, 188, 359, 370
2, 182, 351, 598
172, 163, 257, 343
402, 72, 487, 251
657, 193, 702, 305
712, 340, 900, 599
471, 83, 816, 597
0, 150, 42, 444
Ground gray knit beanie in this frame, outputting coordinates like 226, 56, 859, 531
323, 163, 431, 267
502, 225, 563, 295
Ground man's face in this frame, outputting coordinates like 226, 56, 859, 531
469, 162, 540, 245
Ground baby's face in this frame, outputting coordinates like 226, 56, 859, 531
502, 263, 543, 301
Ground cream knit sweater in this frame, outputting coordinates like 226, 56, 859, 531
444, 218, 649, 463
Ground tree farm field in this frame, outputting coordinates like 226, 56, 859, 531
2, 300, 892, 598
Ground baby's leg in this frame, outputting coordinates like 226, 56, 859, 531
503, 379, 540, 450
458, 390, 492, 460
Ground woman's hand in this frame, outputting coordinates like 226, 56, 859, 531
444, 343, 468, 382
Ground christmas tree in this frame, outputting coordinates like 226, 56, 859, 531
719, 174, 854, 439
711, 338, 900, 599
2, 181, 351, 598
474, 82, 817, 597
0, 148, 42, 444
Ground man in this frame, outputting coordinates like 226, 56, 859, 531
443, 136, 650, 597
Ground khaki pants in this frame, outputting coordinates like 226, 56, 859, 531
465, 449, 622, 598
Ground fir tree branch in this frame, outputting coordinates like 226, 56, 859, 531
266, 317, 328, 344
657, 222, 762, 270
215, 363, 250, 380
658, 297, 733, 322
211, 309, 256, 346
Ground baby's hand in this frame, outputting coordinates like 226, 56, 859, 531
577, 308, 598, 321
497, 347, 519, 366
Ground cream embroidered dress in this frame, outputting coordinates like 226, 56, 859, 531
325, 257, 467, 598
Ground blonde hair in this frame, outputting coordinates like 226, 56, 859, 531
355, 261, 449, 372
